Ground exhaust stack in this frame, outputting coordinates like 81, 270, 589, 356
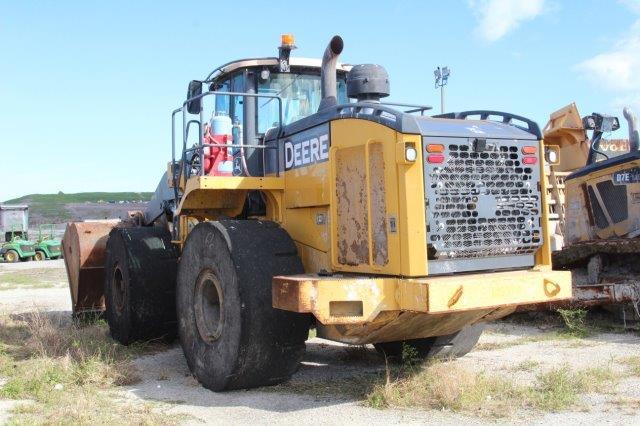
318, 35, 344, 111
624, 107, 640, 151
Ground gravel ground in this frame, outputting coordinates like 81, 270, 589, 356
1, 260, 639, 425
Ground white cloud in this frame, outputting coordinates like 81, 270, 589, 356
575, 19, 640, 112
575, 21, 640, 91
469, 0, 546, 42
620, 0, 640, 14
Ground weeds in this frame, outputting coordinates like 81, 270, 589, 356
400, 343, 421, 368
367, 361, 524, 417
619, 356, 640, 376
365, 360, 619, 417
530, 365, 618, 411
0, 311, 174, 424
307, 328, 317, 340
557, 308, 590, 337
510, 359, 540, 372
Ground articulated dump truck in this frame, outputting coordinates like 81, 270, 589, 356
541, 103, 640, 316
62, 35, 571, 391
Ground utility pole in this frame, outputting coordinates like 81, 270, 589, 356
433, 66, 450, 114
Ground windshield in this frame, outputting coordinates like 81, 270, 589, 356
257, 73, 347, 133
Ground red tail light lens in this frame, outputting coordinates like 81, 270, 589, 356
427, 154, 445, 163
523, 156, 537, 165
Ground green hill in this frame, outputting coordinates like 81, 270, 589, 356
3, 192, 153, 224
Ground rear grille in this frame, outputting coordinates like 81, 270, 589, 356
425, 138, 543, 270
595, 180, 628, 224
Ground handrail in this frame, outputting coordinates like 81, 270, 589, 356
379, 101, 433, 115
171, 90, 285, 204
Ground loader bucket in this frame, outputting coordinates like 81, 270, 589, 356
62, 221, 120, 315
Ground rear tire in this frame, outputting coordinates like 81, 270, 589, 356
34, 251, 45, 261
176, 220, 311, 391
374, 324, 485, 361
4, 250, 18, 263
104, 226, 178, 345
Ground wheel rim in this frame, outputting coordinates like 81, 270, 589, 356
5, 252, 16, 262
35, 252, 44, 261
112, 265, 126, 314
194, 269, 224, 343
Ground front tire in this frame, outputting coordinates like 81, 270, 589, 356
104, 226, 178, 345
176, 220, 311, 391
34, 251, 46, 261
4, 250, 19, 263
374, 324, 485, 361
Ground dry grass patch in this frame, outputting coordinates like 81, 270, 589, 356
0, 272, 57, 291
0, 268, 68, 291
367, 361, 524, 417
510, 359, 540, 372
365, 361, 619, 417
530, 365, 618, 411
619, 356, 640, 376
0, 311, 176, 424
474, 332, 573, 352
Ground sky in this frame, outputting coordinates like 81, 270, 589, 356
1, 0, 639, 201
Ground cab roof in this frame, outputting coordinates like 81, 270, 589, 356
206, 57, 352, 83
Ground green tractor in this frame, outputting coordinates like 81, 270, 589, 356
32, 224, 62, 261
1, 228, 36, 263
0, 205, 35, 262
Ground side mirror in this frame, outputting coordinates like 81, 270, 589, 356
186, 80, 203, 114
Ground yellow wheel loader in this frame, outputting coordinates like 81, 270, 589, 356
541, 103, 640, 315
63, 35, 571, 391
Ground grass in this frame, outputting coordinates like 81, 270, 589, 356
0, 311, 177, 424
557, 308, 590, 337
0, 271, 64, 291
3, 191, 153, 224
365, 361, 619, 417
619, 356, 640, 376
366, 361, 525, 417
530, 365, 618, 411
307, 328, 317, 340
474, 331, 575, 352
4, 192, 153, 205
510, 359, 540, 372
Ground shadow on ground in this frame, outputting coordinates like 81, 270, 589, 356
125, 338, 389, 413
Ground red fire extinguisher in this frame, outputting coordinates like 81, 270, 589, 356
202, 114, 233, 176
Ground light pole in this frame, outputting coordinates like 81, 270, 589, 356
434, 66, 450, 114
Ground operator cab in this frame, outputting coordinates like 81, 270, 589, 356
183, 35, 350, 177
208, 58, 349, 134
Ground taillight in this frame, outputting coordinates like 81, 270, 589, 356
522, 146, 537, 155
426, 144, 444, 153
427, 154, 445, 163
523, 156, 537, 165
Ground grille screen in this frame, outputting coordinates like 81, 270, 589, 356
596, 180, 628, 224
19, 244, 33, 252
425, 138, 543, 263
587, 186, 609, 229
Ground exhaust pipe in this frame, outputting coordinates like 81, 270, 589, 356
318, 35, 344, 111
624, 107, 640, 151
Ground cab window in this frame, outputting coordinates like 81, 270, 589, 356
257, 72, 347, 133
212, 73, 245, 126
